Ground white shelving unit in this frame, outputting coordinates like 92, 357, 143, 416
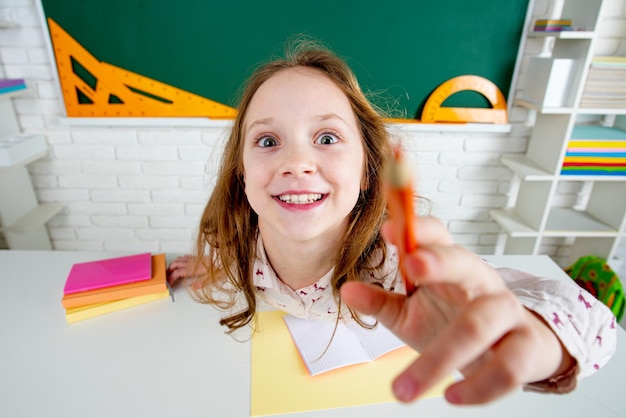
491, 0, 626, 267
0, 80, 62, 250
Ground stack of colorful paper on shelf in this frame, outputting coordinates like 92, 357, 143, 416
580, 56, 626, 109
561, 125, 626, 176
533, 19, 572, 32
62, 252, 171, 323
0, 78, 26, 95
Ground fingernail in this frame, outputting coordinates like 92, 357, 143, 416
393, 374, 420, 402
445, 388, 462, 405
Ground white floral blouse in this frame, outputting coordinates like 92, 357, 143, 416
251, 238, 617, 380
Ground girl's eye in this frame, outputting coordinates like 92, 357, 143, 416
257, 136, 278, 148
315, 133, 339, 145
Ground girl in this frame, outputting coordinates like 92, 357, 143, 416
167, 39, 616, 405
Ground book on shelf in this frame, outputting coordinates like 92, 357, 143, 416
571, 125, 626, 140
561, 167, 626, 176
0, 78, 26, 95
579, 94, 626, 108
533, 18, 572, 32
579, 100, 626, 109
561, 125, 626, 176
581, 57, 626, 108
63, 252, 152, 295
63, 253, 172, 323
582, 85, 626, 95
590, 56, 626, 67
586, 68, 626, 78
581, 84, 626, 95
563, 157, 626, 169
62, 253, 169, 309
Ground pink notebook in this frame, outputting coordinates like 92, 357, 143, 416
63, 253, 152, 295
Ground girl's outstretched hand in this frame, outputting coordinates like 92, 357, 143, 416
166, 255, 205, 286
340, 216, 574, 405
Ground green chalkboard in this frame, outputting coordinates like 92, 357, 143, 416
40, 0, 529, 117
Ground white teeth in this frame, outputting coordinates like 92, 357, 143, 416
278, 193, 323, 204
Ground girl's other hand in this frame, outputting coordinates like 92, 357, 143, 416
166, 255, 205, 286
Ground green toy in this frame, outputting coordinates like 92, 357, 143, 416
565, 256, 624, 322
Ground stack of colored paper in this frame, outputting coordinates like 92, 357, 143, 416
580, 56, 626, 109
0, 78, 26, 95
62, 253, 171, 323
534, 19, 572, 32
561, 125, 626, 176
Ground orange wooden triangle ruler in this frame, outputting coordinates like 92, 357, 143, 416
47, 18, 237, 119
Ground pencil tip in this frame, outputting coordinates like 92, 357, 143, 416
387, 147, 412, 187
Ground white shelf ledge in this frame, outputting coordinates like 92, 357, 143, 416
529, 31, 595, 40
501, 154, 554, 180
515, 98, 575, 114
577, 108, 626, 116
58, 117, 235, 128
0, 134, 48, 168
58, 117, 512, 133
515, 99, 626, 116
558, 173, 626, 181
491, 207, 619, 239
490, 209, 538, 237
391, 122, 511, 133
544, 208, 618, 237
2, 203, 64, 234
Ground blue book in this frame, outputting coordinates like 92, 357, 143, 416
571, 125, 626, 140
0, 84, 27, 95
561, 170, 626, 176
566, 152, 626, 157
0, 78, 25, 89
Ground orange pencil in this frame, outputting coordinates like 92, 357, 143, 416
385, 145, 418, 296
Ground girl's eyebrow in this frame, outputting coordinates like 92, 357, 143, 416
315, 113, 352, 127
316, 113, 346, 122
247, 117, 274, 131
247, 113, 348, 131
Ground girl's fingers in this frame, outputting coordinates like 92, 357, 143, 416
404, 244, 506, 294
391, 291, 525, 402
382, 216, 454, 247
444, 329, 535, 404
166, 255, 195, 285
340, 281, 407, 327
167, 267, 186, 285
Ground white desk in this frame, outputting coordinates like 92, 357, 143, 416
0, 251, 624, 418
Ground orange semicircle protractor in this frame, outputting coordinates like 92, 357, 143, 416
420, 75, 507, 124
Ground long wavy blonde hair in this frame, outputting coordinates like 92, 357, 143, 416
191, 39, 392, 332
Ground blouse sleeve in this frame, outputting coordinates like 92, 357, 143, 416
496, 267, 617, 379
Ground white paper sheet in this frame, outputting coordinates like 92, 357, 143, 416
283, 315, 406, 376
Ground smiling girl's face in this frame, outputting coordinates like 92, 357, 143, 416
242, 66, 365, 246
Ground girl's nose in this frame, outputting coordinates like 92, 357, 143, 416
280, 143, 316, 177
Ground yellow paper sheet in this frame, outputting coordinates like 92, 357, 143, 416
250, 310, 453, 417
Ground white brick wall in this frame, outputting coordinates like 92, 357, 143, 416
1, 0, 625, 282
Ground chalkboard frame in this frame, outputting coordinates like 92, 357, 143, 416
39, 0, 530, 120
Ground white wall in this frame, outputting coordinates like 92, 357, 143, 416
1, 0, 625, 282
